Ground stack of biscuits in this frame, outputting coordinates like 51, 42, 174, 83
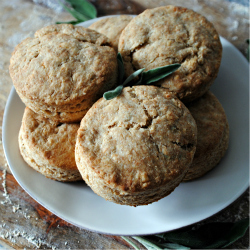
9, 24, 118, 181
9, 5, 229, 206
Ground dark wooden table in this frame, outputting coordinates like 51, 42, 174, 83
0, 0, 249, 249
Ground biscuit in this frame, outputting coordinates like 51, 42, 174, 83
75, 85, 197, 206
118, 6, 222, 103
10, 24, 118, 123
89, 15, 133, 52
183, 91, 229, 181
19, 107, 82, 182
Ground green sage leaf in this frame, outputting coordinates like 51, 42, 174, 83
139, 63, 181, 85
57, 0, 89, 21
103, 85, 124, 100
132, 236, 162, 250
158, 242, 190, 249
132, 236, 189, 250
123, 68, 145, 86
57, 0, 97, 24
64, 0, 97, 19
56, 20, 83, 25
222, 217, 250, 248
117, 53, 125, 84
103, 56, 181, 100
158, 218, 249, 249
246, 39, 249, 61
121, 236, 140, 250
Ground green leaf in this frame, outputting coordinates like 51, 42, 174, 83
123, 68, 145, 86
131, 236, 189, 250
103, 58, 180, 100
102, 67, 143, 100
132, 236, 162, 250
246, 39, 249, 61
158, 242, 190, 249
103, 85, 124, 100
139, 63, 181, 85
117, 52, 124, 64
56, 20, 83, 25
117, 53, 125, 84
64, 0, 97, 19
121, 236, 140, 250
57, 0, 89, 21
57, 0, 97, 23
222, 217, 250, 248
158, 218, 249, 249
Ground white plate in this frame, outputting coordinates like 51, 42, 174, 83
2, 17, 249, 236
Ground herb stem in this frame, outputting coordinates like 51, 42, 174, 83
103, 53, 181, 100
121, 236, 141, 250
132, 236, 163, 249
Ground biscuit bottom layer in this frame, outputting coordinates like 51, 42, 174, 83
19, 132, 82, 182
88, 172, 184, 206
76, 147, 188, 206
183, 121, 229, 181
16, 90, 90, 123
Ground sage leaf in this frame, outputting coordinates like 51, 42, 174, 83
126, 219, 249, 250
121, 236, 140, 250
57, 0, 90, 21
158, 242, 190, 249
132, 236, 162, 250
132, 236, 189, 250
117, 52, 124, 65
117, 53, 125, 84
64, 0, 97, 19
139, 63, 181, 85
103, 59, 145, 100
57, 0, 97, 24
56, 20, 83, 25
123, 68, 145, 86
103, 54, 181, 100
103, 85, 123, 100
222, 217, 250, 248
158, 218, 249, 249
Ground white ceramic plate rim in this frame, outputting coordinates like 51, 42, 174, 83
2, 16, 249, 236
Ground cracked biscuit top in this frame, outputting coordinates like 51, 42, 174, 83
9, 24, 118, 122
76, 85, 197, 194
118, 6, 222, 103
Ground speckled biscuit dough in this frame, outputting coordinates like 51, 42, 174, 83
183, 91, 229, 181
75, 85, 197, 206
89, 15, 133, 52
19, 107, 82, 182
118, 6, 222, 103
10, 24, 118, 123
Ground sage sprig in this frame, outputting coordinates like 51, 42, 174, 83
56, 0, 97, 25
136, 63, 181, 85
122, 235, 189, 250
103, 53, 181, 100
103, 53, 145, 100
158, 218, 250, 249
121, 218, 249, 250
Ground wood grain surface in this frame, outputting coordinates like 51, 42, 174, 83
0, 0, 249, 249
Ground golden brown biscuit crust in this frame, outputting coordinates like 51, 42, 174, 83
89, 15, 133, 52
19, 107, 82, 182
118, 6, 222, 102
183, 91, 229, 181
10, 24, 118, 122
76, 86, 197, 206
